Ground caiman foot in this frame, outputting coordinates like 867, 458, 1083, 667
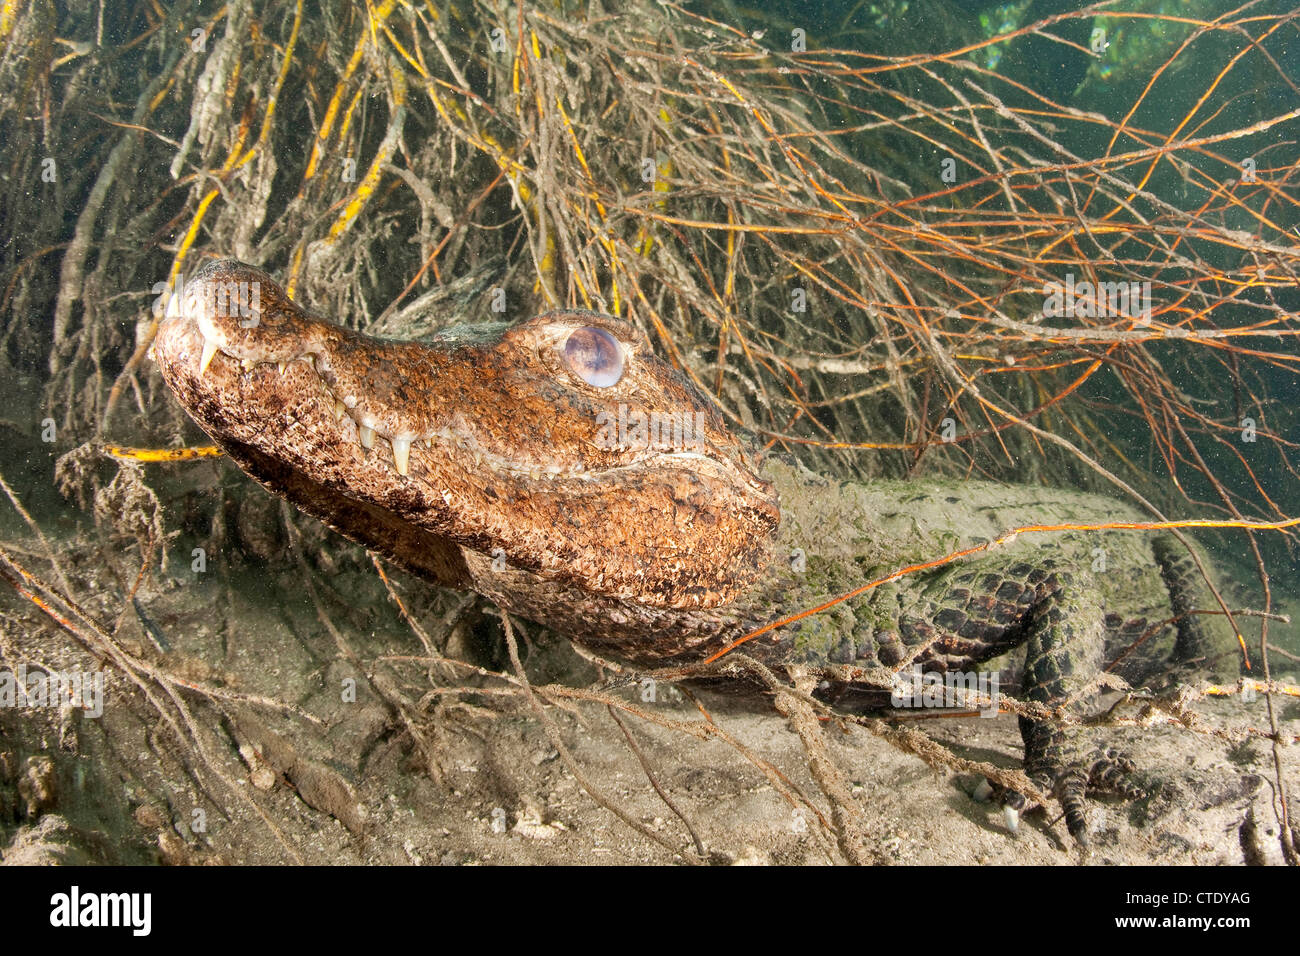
991, 566, 1150, 847
986, 746, 1146, 846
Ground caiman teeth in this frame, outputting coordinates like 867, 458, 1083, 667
391, 437, 411, 476
1003, 806, 1021, 835
199, 339, 220, 376
189, 340, 723, 487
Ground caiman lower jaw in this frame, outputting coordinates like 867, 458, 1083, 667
152, 259, 781, 611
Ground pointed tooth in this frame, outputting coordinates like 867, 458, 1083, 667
278, 362, 286, 374
359, 425, 375, 449
199, 340, 219, 376
1003, 806, 1020, 835
391, 438, 411, 476
334, 400, 347, 421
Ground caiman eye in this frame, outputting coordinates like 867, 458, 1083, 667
563, 326, 624, 388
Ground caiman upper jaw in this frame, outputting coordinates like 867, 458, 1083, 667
153, 258, 780, 609
164, 260, 450, 477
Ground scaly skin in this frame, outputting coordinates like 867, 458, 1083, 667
153, 259, 1239, 846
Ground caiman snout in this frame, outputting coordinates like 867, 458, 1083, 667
153, 258, 780, 609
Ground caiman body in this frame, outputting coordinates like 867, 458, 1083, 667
153, 259, 1237, 843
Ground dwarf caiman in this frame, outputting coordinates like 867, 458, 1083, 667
152, 258, 1239, 846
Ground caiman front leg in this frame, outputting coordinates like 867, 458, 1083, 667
995, 567, 1145, 846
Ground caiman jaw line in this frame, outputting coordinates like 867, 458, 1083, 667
188, 336, 745, 486
190, 337, 507, 478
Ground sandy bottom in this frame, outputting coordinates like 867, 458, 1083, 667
1, 522, 1296, 867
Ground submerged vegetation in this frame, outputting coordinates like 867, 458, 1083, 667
0, 0, 1298, 862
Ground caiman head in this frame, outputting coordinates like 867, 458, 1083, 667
153, 259, 779, 610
